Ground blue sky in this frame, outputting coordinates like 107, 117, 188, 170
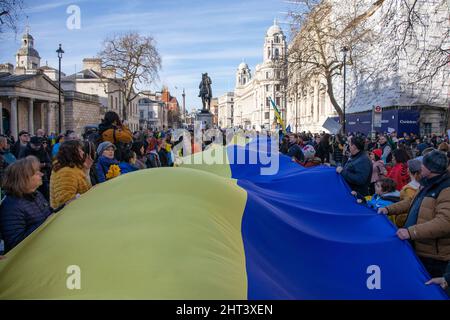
1, 0, 293, 111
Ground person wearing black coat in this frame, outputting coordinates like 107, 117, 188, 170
11, 131, 30, 159
0, 156, 53, 253
336, 136, 373, 197
286, 134, 304, 163
22, 137, 52, 200
316, 134, 332, 164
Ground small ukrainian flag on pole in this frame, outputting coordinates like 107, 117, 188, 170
269, 96, 286, 134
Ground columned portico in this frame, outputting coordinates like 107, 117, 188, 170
28, 98, 34, 135
0, 101, 3, 134
47, 102, 54, 134
10, 97, 18, 138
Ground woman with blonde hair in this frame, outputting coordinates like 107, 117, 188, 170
0, 156, 52, 252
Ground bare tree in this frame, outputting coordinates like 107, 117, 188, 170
287, 0, 374, 123
287, 0, 449, 124
0, 0, 23, 35
98, 32, 162, 120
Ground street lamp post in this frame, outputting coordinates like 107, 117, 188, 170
182, 88, 186, 125
341, 46, 349, 135
56, 44, 64, 134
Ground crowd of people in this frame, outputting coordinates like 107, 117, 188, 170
281, 130, 450, 292
0, 117, 449, 293
0, 111, 180, 255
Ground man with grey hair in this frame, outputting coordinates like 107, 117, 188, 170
35, 129, 46, 138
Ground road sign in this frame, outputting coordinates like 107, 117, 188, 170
373, 106, 382, 128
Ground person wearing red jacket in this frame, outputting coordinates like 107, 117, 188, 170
388, 148, 411, 191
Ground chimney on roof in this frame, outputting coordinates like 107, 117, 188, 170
82, 58, 102, 73
0, 63, 14, 74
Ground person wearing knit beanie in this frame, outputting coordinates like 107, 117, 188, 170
422, 150, 448, 175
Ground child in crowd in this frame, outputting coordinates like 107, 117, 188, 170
297, 145, 322, 168
370, 149, 387, 194
366, 178, 400, 210
119, 150, 139, 175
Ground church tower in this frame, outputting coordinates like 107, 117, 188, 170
236, 61, 251, 87
16, 28, 41, 73
264, 19, 286, 62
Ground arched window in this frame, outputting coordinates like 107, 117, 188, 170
274, 49, 279, 59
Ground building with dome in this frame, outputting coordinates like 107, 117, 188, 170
0, 29, 102, 137
15, 31, 41, 73
232, 20, 287, 130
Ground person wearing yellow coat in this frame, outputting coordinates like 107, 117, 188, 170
98, 111, 132, 145
394, 159, 422, 227
50, 140, 92, 210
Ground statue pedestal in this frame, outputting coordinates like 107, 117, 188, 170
195, 110, 214, 130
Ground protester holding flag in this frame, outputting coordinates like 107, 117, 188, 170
366, 178, 400, 211
0, 156, 52, 252
336, 136, 373, 197
379, 150, 450, 277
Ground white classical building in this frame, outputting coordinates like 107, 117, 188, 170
138, 91, 167, 130
218, 92, 234, 128
233, 20, 287, 130
62, 58, 140, 132
0, 30, 102, 137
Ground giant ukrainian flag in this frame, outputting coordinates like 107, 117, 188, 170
0, 139, 447, 299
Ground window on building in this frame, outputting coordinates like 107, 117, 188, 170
266, 72, 269, 80
275, 36, 279, 44
266, 97, 271, 107
266, 84, 270, 92
274, 49, 279, 59
265, 112, 270, 120
275, 84, 280, 92
320, 93, 326, 116
110, 96, 113, 108
422, 123, 432, 137
115, 97, 118, 110
276, 71, 281, 79
140, 111, 144, 119
276, 97, 281, 106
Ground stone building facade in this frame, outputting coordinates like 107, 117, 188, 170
233, 20, 287, 130
218, 92, 234, 128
